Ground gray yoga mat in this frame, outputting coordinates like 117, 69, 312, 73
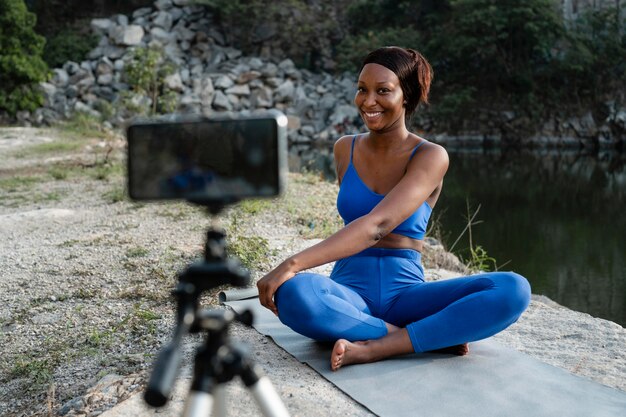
222, 295, 626, 417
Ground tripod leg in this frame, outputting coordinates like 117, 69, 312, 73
182, 391, 213, 417
212, 385, 228, 417
249, 376, 290, 417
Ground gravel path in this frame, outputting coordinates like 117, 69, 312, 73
1, 127, 625, 417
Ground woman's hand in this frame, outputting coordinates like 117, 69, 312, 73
257, 259, 298, 316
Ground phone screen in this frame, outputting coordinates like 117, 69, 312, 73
127, 114, 286, 203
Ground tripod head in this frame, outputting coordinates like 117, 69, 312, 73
144, 206, 252, 407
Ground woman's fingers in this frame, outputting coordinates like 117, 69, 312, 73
257, 280, 279, 315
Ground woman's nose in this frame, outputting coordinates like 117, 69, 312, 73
362, 92, 377, 107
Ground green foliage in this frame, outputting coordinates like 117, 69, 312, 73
122, 46, 178, 115
424, 0, 563, 119
556, 6, 626, 105
336, 27, 423, 72
10, 357, 54, 387
333, 0, 624, 132
58, 111, 110, 139
42, 28, 98, 68
463, 245, 498, 273
0, 0, 49, 115
227, 234, 271, 271
448, 200, 503, 272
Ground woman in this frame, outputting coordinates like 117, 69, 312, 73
257, 46, 530, 371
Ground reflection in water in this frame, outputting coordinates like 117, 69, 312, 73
289, 144, 626, 327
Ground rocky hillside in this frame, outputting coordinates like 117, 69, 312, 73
11, 0, 621, 149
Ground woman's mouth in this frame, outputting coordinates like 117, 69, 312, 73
363, 111, 382, 120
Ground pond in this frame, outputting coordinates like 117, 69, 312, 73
289, 143, 626, 327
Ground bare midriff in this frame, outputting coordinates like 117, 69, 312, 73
373, 232, 423, 253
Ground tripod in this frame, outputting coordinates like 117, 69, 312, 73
144, 209, 290, 417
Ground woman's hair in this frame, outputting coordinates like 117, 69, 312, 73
360, 46, 433, 115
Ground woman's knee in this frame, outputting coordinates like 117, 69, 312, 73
492, 271, 531, 319
274, 273, 325, 322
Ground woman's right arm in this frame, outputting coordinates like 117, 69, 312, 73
256, 136, 353, 315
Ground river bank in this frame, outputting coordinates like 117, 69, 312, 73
0, 127, 625, 416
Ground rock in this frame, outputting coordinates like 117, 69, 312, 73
319, 94, 337, 111
237, 71, 261, 84
111, 25, 144, 46
97, 73, 113, 85
250, 87, 273, 108
132, 7, 152, 19
74, 102, 100, 118
155, 0, 173, 10
90, 18, 113, 35
214, 75, 234, 90
39, 83, 57, 105
52, 69, 70, 87
197, 76, 215, 103
152, 11, 174, 31
329, 104, 359, 125
261, 63, 279, 78
212, 90, 231, 111
287, 115, 301, 130
225, 84, 251, 96
278, 58, 297, 75
150, 27, 175, 44
275, 80, 295, 102
59, 397, 84, 416
95, 58, 113, 76
175, 25, 196, 42
224, 47, 242, 60
164, 73, 184, 92
63, 61, 81, 75
102, 45, 126, 60
208, 28, 226, 45
113, 14, 129, 26
300, 125, 316, 136
248, 57, 264, 70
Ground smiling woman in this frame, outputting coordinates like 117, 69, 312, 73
257, 46, 531, 372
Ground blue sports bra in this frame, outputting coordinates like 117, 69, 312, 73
336, 135, 432, 240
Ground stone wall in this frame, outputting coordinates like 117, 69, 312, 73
24, 0, 361, 145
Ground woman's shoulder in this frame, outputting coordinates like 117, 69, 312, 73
333, 133, 362, 157
409, 134, 449, 167
411, 133, 446, 153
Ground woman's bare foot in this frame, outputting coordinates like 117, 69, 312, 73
330, 329, 414, 371
430, 343, 469, 356
331, 339, 370, 371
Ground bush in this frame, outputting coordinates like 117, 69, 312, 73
424, 0, 563, 116
0, 0, 49, 115
122, 46, 178, 116
43, 28, 98, 68
336, 27, 423, 72
557, 6, 626, 107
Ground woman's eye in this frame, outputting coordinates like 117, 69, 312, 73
357, 87, 365, 93
378, 88, 389, 94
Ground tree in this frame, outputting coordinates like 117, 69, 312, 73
425, 0, 563, 113
0, 0, 49, 115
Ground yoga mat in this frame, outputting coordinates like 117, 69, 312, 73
223, 296, 626, 417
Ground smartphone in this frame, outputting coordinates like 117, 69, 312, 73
126, 111, 288, 205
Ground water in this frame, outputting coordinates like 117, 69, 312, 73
289, 144, 626, 327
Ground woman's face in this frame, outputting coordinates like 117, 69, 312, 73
354, 63, 405, 132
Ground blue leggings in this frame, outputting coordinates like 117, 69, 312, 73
274, 248, 531, 353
